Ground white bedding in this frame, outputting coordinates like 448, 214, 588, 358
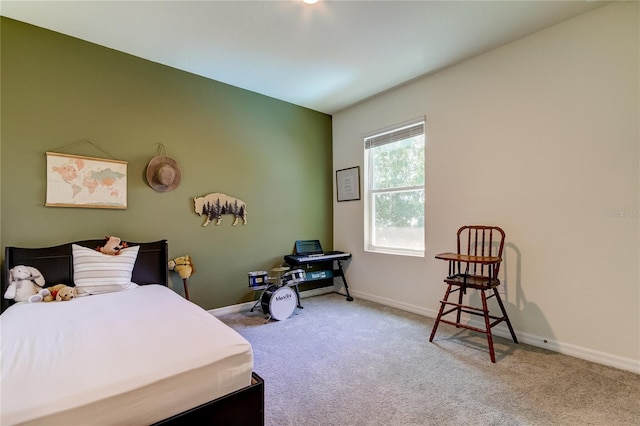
0, 285, 253, 425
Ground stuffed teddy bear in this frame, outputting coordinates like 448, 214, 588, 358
96, 236, 128, 255
168, 255, 195, 279
41, 284, 78, 302
4, 265, 47, 303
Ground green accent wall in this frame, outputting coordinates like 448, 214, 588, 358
0, 17, 333, 309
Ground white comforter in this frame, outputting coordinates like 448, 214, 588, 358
0, 285, 253, 425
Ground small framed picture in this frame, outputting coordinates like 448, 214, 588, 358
336, 166, 361, 202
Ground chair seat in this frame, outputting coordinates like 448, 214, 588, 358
444, 274, 500, 289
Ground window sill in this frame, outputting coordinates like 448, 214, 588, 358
365, 247, 424, 258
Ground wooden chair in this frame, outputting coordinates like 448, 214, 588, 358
430, 225, 518, 362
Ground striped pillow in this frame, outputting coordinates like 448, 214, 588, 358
72, 244, 140, 295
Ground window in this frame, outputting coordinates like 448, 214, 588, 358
364, 117, 425, 256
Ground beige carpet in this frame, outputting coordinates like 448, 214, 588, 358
217, 293, 640, 426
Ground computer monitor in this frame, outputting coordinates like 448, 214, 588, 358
294, 240, 324, 255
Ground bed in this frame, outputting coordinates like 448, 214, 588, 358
1, 239, 264, 425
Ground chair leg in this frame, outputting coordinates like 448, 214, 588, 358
429, 285, 451, 342
493, 288, 518, 343
480, 290, 496, 363
456, 285, 464, 326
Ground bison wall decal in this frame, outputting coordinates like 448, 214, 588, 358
194, 193, 247, 227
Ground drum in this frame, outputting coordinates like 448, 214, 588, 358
282, 269, 306, 286
248, 271, 269, 288
261, 285, 297, 321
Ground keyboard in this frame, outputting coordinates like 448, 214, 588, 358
285, 251, 351, 264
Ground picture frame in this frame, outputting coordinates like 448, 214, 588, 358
45, 152, 128, 209
336, 166, 361, 202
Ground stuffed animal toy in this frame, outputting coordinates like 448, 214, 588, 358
4, 265, 46, 303
41, 284, 78, 302
97, 236, 128, 255
168, 255, 195, 279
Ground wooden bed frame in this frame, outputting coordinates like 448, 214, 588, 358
2, 239, 264, 426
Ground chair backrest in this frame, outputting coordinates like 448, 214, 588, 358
456, 225, 505, 277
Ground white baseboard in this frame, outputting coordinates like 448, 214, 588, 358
210, 287, 639, 374
348, 289, 640, 374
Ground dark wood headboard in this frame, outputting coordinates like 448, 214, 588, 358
2, 239, 168, 312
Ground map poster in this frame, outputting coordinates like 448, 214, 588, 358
45, 152, 128, 209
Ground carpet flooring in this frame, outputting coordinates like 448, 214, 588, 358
217, 293, 640, 426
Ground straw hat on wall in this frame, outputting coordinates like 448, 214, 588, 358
146, 156, 181, 192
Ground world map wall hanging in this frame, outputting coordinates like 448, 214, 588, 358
45, 152, 128, 209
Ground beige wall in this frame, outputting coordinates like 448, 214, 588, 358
333, 3, 639, 371
0, 18, 333, 309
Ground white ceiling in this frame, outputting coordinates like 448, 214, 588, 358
1, 0, 608, 114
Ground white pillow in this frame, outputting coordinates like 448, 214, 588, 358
72, 244, 140, 295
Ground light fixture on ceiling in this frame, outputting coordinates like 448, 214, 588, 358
303, 0, 318, 4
